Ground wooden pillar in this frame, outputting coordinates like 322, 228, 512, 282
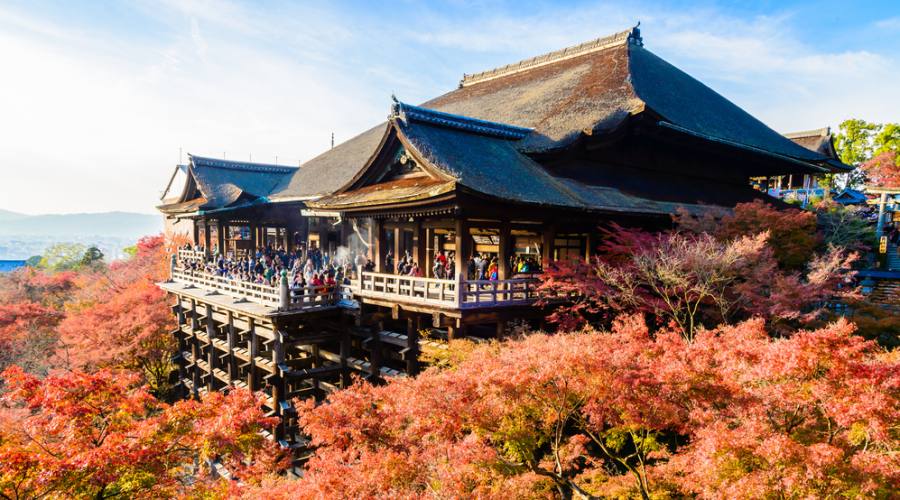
498, 221, 511, 279
454, 218, 469, 279
339, 318, 351, 388
366, 218, 376, 262
368, 325, 382, 383
206, 304, 215, 391
249, 224, 257, 253
192, 221, 200, 246
203, 221, 211, 253
283, 224, 293, 252
415, 221, 426, 272
393, 227, 401, 273
226, 311, 236, 383
190, 299, 200, 399
424, 227, 434, 278
405, 317, 420, 375
584, 232, 592, 263
541, 224, 556, 270
272, 329, 286, 440
373, 218, 385, 273
216, 220, 226, 256
247, 318, 257, 392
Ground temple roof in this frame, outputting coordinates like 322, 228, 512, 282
310, 103, 773, 216
784, 128, 846, 170
272, 26, 840, 202
158, 155, 297, 215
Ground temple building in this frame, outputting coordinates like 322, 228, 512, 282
155, 26, 851, 455
752, 127, 849, 201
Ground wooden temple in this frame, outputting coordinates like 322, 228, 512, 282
155, 26, 849, 455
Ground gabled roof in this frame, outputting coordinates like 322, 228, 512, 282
157, 155, 297, 215
311, 102, 772, 216
784, 127, 850, 171
273, 26, 840, 202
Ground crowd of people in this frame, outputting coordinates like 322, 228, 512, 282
177, 244, 544, 293
384, 250, 542, 280
177, 244, 370, 294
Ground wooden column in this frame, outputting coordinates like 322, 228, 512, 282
203, 221, 212, 253
541, 224, 556, 270
498, 221, 511, 279
192, 221, 200, 246
366, 218, 376, 262
368, 324, 382, 383
249, 224, 257, 253
454, 218, 469, 279
339, 317, 351, 388
216, 220, 226, 256
206, 304, 215, 391
584, 232, 592, 263
393, 227, 401, 273
415, 221, 426, 272
226, 311, 236, 383
373, 219, 385, 273
406, 317, 420, 375
190, 299, 200, 399
247, 318, 258, 392
424, 227, 434, 278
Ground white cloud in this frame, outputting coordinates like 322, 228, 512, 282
0, 1, 897, 215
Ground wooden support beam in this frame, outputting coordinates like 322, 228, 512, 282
541, 223, 556, 270
373, 218, 384, 273
368, 325, 382, 383
454, 218, 469, 279
498, 221, 511, 279
206, 304, 215, 392
216, 220, 226, 257
226, 311, 236, 383
415, 220, 426, 273
203, 221, 211, 253
406, 317, 420, 375
248, 318, 258, 392
393, 226, 401, 273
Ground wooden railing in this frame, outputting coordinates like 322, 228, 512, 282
178, 248, 208, 262
170, 268, 340, 312
355, 271, 540, 309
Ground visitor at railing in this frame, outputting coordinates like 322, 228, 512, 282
175, 244, 364, 289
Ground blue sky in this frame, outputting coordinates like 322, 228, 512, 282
1, 0, 898, 214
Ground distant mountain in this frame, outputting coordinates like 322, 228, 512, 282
0, 211, 163, 238
0, 209, 29, 223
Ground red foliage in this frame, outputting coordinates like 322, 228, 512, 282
676, 199, 820, 269
239, 317, 899, 498
861, 151, 900, 188
0, 366, 281, 499
0, 302, 62, 375
540, 227, 856, 337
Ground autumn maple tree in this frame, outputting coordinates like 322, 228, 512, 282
0, 366, 282, 499
237, 315, 899, 499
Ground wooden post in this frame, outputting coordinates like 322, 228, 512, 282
415, 221, 426, 273
498, 221, 511, 279
368, 324, 382, 383
424, 227, 434, 278
216, 220, 226, 257
339, 317, 351, 388
454, 218, 469, 279
203, 221, 212, 254
226, 311, 236, 384
393, 226, 401, 273
249, 224, 257, 253
406, 317, 420, 375
206, 304, 215, 391
541, 224, 556, 270
584, 232, 592, 263
373, 218, 384, 273
192, 220, 200, 246
190, 299, 200, 398
248, 318, 257, 392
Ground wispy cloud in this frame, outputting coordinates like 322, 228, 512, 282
0, 0, 896, 214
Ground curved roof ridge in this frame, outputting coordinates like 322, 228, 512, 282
783, 127, 831, 139
393, 101, 533, 140
459, 26, 641, 88
189, 154, 298, 174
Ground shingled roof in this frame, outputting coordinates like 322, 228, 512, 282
158, 155, 297, 215
784, 128, 846, 170
311, 102, 771, 216
272, 26, 840, 202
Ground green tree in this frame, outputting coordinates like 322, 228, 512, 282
80, 246, 104, 267
24, 255, 41, 267
38, 243, 87, 271
834, 119, 900, 188
874, 122, 900, 155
